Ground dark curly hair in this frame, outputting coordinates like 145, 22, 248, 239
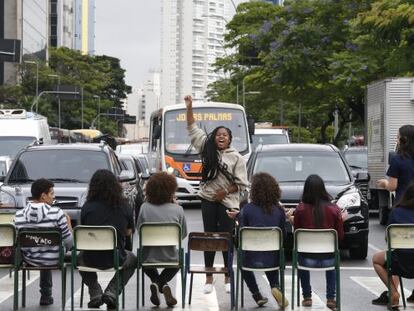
145, 172, 177, 205
86, 169, 126, 208
250, 172, 282, 214
398, 125, 414, 159
201, 126, 232, 182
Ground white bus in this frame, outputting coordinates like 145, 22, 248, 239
148, 102, 253, 204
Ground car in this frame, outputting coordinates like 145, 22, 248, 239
0, 156, 12, 185
246, 143, 370, 259
117, 154, 146, 222
251, 128, 290, 150
0, 142, 139, 226
342, 146, 370, 204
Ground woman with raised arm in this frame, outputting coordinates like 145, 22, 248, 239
184, 95, 248, 294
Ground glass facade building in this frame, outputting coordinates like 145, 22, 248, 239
22, 0, 48, 60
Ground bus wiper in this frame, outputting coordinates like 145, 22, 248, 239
184, 143, 194, 157
48, 178, 83, 183
349, 165, 364, 170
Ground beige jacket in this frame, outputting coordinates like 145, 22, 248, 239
187, 123, 248, 210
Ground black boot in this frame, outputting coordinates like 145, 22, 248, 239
252, 292, 268, 307
372, 291, 388, 305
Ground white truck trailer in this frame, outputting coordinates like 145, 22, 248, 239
366, 77, 414, 224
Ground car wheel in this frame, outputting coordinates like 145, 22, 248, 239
379, 205, 389, 225
349, 239, 368, 260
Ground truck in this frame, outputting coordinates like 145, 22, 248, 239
366, 77, 414, 224
251, 122, 290, 150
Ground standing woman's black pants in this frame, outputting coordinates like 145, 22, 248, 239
201, 198, 234, 277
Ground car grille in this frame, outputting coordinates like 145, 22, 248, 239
185, 172, 202, 178
280, 202, 299, 209
53, 197, 78, 209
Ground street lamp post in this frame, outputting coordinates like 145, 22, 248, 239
24, 60, 39, 97
93, 95, 101, 130
47, 74, 61, 128
31, 90, 80, 113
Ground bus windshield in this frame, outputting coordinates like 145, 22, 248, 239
164, 108, 249, 155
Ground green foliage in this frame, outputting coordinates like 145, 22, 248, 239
208, 0, 414, 147
2, 47, 131, 136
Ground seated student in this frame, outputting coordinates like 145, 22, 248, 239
137, 172, 188, 307
79, 169, 137, 309
14, 178, 73, 306
294, 175, 344, 311
237, 172, 289, 308
372, 181, 414, 309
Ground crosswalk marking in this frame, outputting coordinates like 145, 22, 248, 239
351, 276, 414, 306
0, 271, 39, 305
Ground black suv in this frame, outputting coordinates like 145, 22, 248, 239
0, 142, 140, 225
247, 144, 370, 259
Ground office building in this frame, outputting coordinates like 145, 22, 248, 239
0, 0, 48, 85
74, 0, 95, 55
49, 0, 75, 49
161, 0, 241, 106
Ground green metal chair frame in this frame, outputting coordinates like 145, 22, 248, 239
386, 224, 414, 310
291, 229, 341, 310
136, 222, 185, 309
14, 227, 67, 311
71, 225, 123, 311
0, 224, 16, 309
186, 231, 235, 309
235, 226, 285, 310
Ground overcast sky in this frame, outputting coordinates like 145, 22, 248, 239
95, 0, 161, 88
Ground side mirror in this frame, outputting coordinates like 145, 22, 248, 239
153, 124, 161, 140
388, 151, 396, 165
118, 170, 135, 182
356, 172, 370, 182
247, 115, 255, 136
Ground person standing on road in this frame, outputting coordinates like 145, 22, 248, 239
371, 181, 414, 308
14, 178, 73, 306
184, 95, 248, 294
238, 172, 289, 308
137, 172, 187, 307
377, 125, 414, 203
78, 169, 137, 309
294, 174, 344, 311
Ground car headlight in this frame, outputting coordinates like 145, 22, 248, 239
0, 189, 17, 208
336, 192, 361, 210
166, 164, 183, 178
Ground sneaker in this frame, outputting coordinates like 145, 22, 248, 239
150, 283, 161, 306
302, 297, 312, 307
163, 284, 177, 307
204, 280, 215, 294
407, 290, 414, 302
39, 295, 54, 306
326, 299, 337, 310
271, 287, 289, 307
102, 294, 117, 310
372, 291, 388, 305
252, 292, 268, 307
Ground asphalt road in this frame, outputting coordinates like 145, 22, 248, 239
1, 210, 414, 311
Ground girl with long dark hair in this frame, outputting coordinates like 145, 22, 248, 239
185, 95, 248, 294
294, 175, 344, 310
239, 172, 288, 307
79, 170, 137, 309
377, 125, 414, 202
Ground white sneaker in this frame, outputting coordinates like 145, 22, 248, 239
203, 282, 214, 294
225, 283, 231, 293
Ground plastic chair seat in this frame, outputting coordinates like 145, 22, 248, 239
189, 266, 229, 274
141, 261, 180, 267
77, 265, 124, 272
241, 266, 281, 272
297, 265, 335, 272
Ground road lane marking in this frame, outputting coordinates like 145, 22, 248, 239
368, 243, 383, 252
0, 271, 39, 305
351, 276, 414, 305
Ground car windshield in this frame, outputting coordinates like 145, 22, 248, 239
8, 150, 109, 183
344, 150, 368, 169
254, 151, 350, 183
252, 134, 288, 149
164, 108, 249, 155
0, 136, 36, 158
